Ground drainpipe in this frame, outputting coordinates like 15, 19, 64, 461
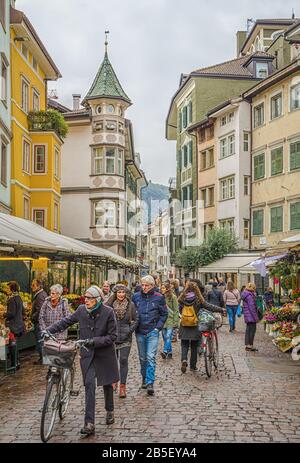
249, 100, 253, 251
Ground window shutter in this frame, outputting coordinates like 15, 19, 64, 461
291, 202, 300, 230
184, 145, 188, 167
188, 101, 192, 124
189, 141, 193, 164
178, 150, 182, 171
183, 106, 187, 128
179, 111, 183, 132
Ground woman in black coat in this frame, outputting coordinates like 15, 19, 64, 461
44, 285, 119, 437
178, 282, 225, 373
4, 281, 25, 337
106, 284, 139, 399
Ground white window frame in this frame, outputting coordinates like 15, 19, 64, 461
227, 112, 234, 123
244, 176, 250, 195
54, 146, 60, 179
33, 144, 46, 174
220, 176, 235, 201
1, 140, 7, 187
290, 83, 300, 111
22, 139, 31, 174
54, 203, 59, 231
256, 62, 269, 79
220, 137, 227, 159
243, 219, 250, 240
117, 149, 123, 175
228, 134, 235, 155
105, 147, 115, 174
243, 132, 250, 151
23, 196, 30, 220
32, 88, 40, 111
93, 200, 117, 228
1, 57, 8, 104
270, 92, 282, 120
253, 102, 264, 128
92, 147, 104, 175
21, 77, 29, 113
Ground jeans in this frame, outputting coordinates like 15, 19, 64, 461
181, 340, 198, 368
245, 323, 257, 346
116, 345, 131, 384
136, 329, 160, 385
84, 362, 113, 425
226, 305, 238, 330
162, 328, 173, 354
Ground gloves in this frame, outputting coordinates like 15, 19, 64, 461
40, 330, 51, 339
83, 338, 94, 348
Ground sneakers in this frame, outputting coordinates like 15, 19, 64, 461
160, 352, 167, 359
106, 411, 115, 425
147, 383, 154, 396
80, 423, 95, 436
245, 346, 258, 352
181, 360, 188, 373
141, 380, 147, 389
167, 352, 172, 359
190, 366, 198, 371
119, 384, 126, 398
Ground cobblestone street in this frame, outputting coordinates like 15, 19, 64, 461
1, 319, 300, 443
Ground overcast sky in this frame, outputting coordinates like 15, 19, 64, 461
17, 0, 297, 185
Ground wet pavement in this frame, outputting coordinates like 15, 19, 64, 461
0, 318, 300, 443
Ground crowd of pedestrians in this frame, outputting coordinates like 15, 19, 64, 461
3, 273, 266, 436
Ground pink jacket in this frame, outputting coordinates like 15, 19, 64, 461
223, 289, 240, 307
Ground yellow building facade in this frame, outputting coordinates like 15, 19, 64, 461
10, 6, 62, 231
244, 59, 300, 249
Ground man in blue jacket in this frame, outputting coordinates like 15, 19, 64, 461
132, 275, 168, 395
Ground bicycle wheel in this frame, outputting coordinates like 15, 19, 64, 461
204, 336, 213, 378
59, 368, 73, 420
40, 376, 60, 442
213, 330, 219, 369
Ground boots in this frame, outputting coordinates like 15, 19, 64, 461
119, 384, 126, 398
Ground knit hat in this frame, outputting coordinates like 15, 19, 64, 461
85, 285, 104, 302
186, 291, 195, 301
112, 284, 131, 296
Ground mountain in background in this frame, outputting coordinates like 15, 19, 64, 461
141, 181, 169, 224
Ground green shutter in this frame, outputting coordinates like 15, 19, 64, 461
253, 210, 263, 235
254, 154, 265, 180
270, 206, 283, 232
183, 145, 188, 167
188, 101, 192, 124
183, 106, 187, 128
178, 150, 182, 171
271, 148, 283, 176
189, 141, 193, 164
290, 142, 300, 171
290, 202, 300, 230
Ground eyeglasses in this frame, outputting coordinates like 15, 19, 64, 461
84, 296, 95, 300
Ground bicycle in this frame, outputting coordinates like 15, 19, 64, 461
40, 332, 88, 443
199, 314, 223, 378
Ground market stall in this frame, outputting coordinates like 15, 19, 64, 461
0, 213, 140, 361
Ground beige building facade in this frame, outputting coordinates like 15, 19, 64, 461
244, 59, 300, 250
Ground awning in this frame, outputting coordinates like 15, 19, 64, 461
0, 213, 139, 269
249, 253, 288, 277
265, 234, 300, 255
198, 253, 261, 273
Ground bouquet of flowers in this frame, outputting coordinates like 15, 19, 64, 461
263, 311, 277, 323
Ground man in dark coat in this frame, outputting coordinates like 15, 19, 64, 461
42, 285, 119, 436
207, 282, 224, 308
31, 279, 48, 364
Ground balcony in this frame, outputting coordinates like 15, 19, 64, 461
28, 110, 68, 139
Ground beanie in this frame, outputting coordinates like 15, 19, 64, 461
86, 285, 104, 302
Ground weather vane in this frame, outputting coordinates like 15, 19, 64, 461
105, 30, 110, 52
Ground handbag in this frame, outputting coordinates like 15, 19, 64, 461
236, 304, 242, 317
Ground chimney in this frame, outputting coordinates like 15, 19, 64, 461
72, 94, 81, 111
236, 31, 247, 57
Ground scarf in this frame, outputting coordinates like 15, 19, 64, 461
86, 301, 102, 315
113, 298, 129, 320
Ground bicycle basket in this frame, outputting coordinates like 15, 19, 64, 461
42, 339, 76, 368
198, 320, 216, 332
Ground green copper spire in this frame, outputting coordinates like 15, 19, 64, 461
83, 33, 131, 105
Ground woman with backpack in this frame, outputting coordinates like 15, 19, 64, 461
160, 282, 179, 359
223, 281, 241, 333
106, 284, 139, 398
178, 282, 225, 373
